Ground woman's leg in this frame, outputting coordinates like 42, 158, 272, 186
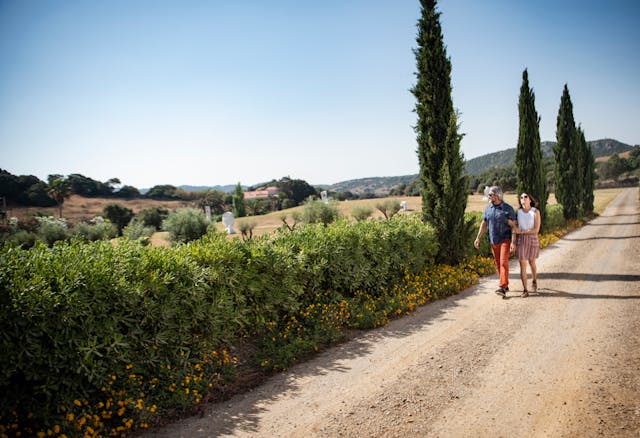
529, 259, 538, 291
519, 259, 528, 290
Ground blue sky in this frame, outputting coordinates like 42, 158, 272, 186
1, 0, 638, 189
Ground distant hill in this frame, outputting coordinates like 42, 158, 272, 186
464, 138, 633, 176
139, 139, 632, 197
179, 184, 244, 193
326, 138, 633, 195
327, 175, 417, 195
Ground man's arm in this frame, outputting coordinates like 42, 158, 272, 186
474, 220, 488, 249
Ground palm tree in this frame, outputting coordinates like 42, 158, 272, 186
47, 176, 71, 218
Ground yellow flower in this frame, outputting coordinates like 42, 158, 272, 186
73, 400, 82, 407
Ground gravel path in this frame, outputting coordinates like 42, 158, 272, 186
147, 187, 640, 438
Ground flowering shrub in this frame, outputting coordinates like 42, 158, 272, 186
0, 209, 587, 437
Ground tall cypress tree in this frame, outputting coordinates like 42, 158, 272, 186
232, 182, 246, 218
515, 69, 548, 228
577, 126, 595, 214
411, 0, 470, 264
553, 84, 580, 219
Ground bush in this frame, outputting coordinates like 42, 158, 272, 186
237, 219, 257, 241
162, 208, 209, 243
122, 220, 155, 243
136, 207, 169, 230
0, 213, 442, 435
351, 204, 373, 221
73, 217, 118, 242
544, 204, 566, 230
375, 199, 401, 219
35, 216, 69, 246
1, 230, 37, 249
103, 204, 134, 235
301, 198, 340, 225
0, 239, 236, 436
271, 215, 438, 296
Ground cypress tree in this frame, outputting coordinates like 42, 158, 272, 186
577, 126, 595, 214
553, 84, 580, 220
515, 69, 548, 228
232, 182, 246, 218
411, 0, 470, 264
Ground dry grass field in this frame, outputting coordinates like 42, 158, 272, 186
5, 189, 623, 244
213, 188, 622, 238
5, 194, 192, 225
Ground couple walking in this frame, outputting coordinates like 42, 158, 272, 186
474, 185, 540, 298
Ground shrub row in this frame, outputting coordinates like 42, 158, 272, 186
0, 204, 585, 437
0, 215, 448, 436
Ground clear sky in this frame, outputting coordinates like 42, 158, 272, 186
1, 0, 638, 189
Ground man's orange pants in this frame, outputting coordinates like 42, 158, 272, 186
491, 240, 511, 289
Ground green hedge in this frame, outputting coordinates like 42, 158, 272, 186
0, 215, 449, 436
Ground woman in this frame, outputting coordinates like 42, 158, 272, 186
510, 192, 541, 297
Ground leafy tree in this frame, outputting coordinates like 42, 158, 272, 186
102, 203, 134, 235
276, 177, 317, 207
477, 165, 518, 192
515, 69, 548, 227
553, 84, 580, 219
145, 185, 179, 199
375, 199, 401, 220
198, 190, 226, 215
115, 185, 141, 198
301, 198, 340, 225
232, 183, 246, 217
628, 145, 640, 169
411, 0, 470, 264
602, 153, 629, 181
46, 175, 71, 218
162, 207, 209, 243
0, 169, 20, 200
67, 173, 113, 197
23, 182, 57, 207
135, 206, 169, 230
577, 126, 595, 214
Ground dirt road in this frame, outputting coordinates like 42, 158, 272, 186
148, 187, 640, 437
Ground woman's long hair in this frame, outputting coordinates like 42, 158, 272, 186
519, 192, 539, 209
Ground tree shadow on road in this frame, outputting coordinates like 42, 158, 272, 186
532, 288, 640, 300
584, 221, 640, 226
562, 235, 640, 241
538, 272, 640, 282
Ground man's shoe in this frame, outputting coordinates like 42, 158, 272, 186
495, 288, 506, 297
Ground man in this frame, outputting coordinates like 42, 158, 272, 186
474, 186, 516, 298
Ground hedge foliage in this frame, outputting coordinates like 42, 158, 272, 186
0, 214, 499, 437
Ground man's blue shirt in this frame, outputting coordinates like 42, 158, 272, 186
482, 201, 516, 244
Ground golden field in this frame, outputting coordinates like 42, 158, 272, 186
6, 189, 623, 242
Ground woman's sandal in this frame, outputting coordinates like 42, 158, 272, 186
532, 280, 537, 292
521, 289, 529, 298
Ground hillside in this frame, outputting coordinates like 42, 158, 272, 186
464, 138, 633, 176
325, 139, 633, 195
327, 175, 417, 195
